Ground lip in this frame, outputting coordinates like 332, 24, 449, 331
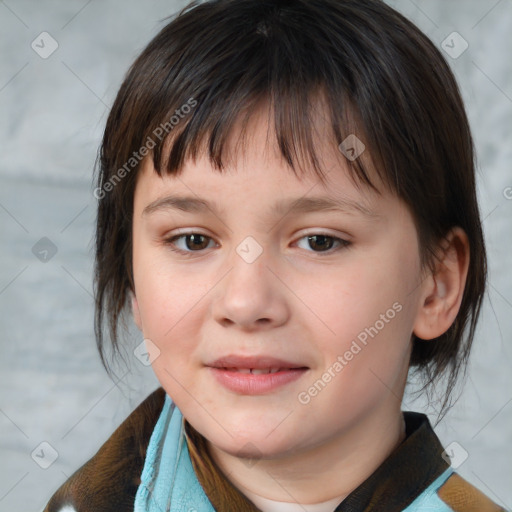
207, 355, 307, 370
206, 354, 309, 395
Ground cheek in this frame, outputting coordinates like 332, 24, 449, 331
136, 276, 194, 340
135, 272, 207, 398
132, 252, 213, 362
306, 292, 412, 419
305, 263, 404, 344
133, 239, 182, 332
303, 247, 418, 386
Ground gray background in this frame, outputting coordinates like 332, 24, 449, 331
0, 1, 511, 510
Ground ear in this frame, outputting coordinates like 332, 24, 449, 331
131, 292, 142, 331
413, 227, 470, 340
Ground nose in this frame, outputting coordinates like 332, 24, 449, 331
212, 238, 290, 331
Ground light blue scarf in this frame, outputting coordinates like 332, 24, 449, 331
134, 393, 457, 512
402, 467, 454, 511
134, 393, 217, 512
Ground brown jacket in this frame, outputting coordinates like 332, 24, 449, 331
43, 387, 508, 512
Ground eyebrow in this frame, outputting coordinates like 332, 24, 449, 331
142, 194, 378, 219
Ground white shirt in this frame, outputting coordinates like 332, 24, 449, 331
241, 488, 345, 512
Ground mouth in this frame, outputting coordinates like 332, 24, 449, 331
219, 367, 305, 374
207, 355, 308, 371
206, 355, 309, 394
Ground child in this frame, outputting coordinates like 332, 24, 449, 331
44, 0, 507, 510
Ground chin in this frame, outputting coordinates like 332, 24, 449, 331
187, 403, 310, 459
209, 429, 305, 462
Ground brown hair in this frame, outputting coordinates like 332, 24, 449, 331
94, 0, 487, 416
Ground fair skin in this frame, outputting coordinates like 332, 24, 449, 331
130, 106, 469, 505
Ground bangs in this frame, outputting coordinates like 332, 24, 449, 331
156, 88, 380, 192
132, 1, 396, 193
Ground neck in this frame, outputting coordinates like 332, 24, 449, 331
207, 403, 406, 505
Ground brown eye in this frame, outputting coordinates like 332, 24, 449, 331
183, 234, 210, 250
165, 233, 215, 254
307, 235, 336, 252
164, 231, 350, 257
296, 233, 350, 254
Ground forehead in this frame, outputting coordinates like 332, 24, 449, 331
135, 102, 386, 211
133, 160, 400, 238
132, 144, 419, 263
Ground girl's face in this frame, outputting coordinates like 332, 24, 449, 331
131, 109, 428, 461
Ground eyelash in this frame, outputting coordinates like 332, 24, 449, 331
163, 231, 351, 257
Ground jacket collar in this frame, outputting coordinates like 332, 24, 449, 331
332, 412, 450, 511
44, 388, 449, 512
185, 409, 450, 512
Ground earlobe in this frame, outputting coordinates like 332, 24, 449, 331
131, 292, 142, 331
413, 227, 470, 341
